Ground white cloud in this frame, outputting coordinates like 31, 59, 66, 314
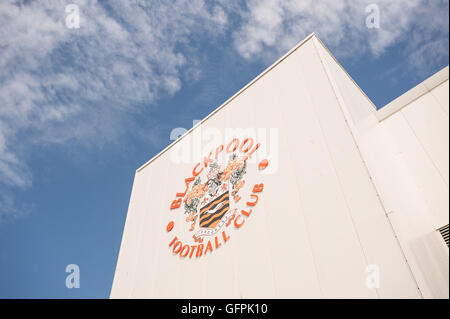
0, 0, 448, 220
407, 38, 449, 74
0, 0, 230, 219
232, 0, 449, 65
0, 129, 30, 188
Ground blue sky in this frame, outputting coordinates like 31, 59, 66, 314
0, 0, 448, 298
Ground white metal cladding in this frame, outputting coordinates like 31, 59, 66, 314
111, 34, 449, 299
359, 69, 449, 299
313, 36, 449, 299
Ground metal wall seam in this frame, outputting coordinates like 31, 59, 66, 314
311, 35, 423, 298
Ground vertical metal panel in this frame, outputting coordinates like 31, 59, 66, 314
401, 91, 449, 186
243, 59, 322, 298
111, 168, 152, 298
381, 111, 449, 229
314, 37, 424, 299
373, 85, 450, 298
132, 158, 170, 297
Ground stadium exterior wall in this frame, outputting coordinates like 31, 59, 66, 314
110, 34, 449, 299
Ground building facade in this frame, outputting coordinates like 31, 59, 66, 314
111, 34, 449, 299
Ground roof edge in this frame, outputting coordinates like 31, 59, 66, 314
136, 32, 317, 173
312, 36, 378, 112
376, 66, 449, 122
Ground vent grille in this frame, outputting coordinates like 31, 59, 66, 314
437, 224, 449, 247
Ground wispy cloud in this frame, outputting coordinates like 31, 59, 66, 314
0, 128, 30, 188
0, 0, 229, 219
0, 0, 448, 220
232, 0, 449, 67
0, 191, 33, 223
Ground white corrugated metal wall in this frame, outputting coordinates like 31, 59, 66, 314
111, 34, 448, 299
315, 36, 449, 298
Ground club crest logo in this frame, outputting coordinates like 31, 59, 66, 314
166, 137, 268, 259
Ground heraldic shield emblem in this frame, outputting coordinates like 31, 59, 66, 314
166, 137, 268, 258
199, 189, 230, 229
184, 154, 248, 241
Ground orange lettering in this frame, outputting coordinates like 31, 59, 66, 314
234, 215, 245, 228
176, 177, 195, 197
180, 244, 190, 258
196, 244, 204, 257
203, 152, 213, 167
170, 198, 182, 210
192, 162, 203, 176
222, 231, 230, 242
241, 209, 252, 217
226, 138, 239, 153
215, 145, 224, 159
247, 142, 261, 158
169, 236, 178, 248
239, 138, 254, 153
205, 240, 213, 253
252, 183, 264, 193
214, 236, 221, 249
247, 194, 258, 206
189, 245, 197, 258
173, 241, 182, 254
